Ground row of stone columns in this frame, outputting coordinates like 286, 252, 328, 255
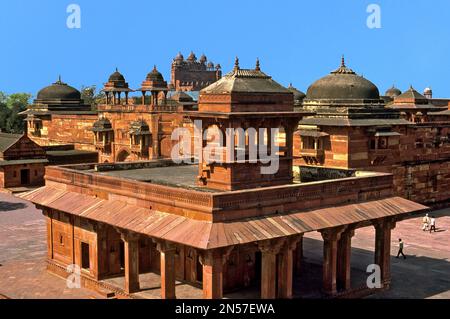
319, 218, 396, 296
119, 231, 177, 298
320, 227, 355, 295
374, 219, 396, 286
106, 91, 129, 105
117, 217, 395, 299
258, 236, 303, 299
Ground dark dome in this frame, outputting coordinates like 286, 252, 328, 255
129, 119, 150, 135
385, 86, 402, 98
108, 68, 125, 83
171, 91, 194, 102
175, 52, 184, 60
306, 59, 380, 100
187, 51, 197, 62
92, 117, 112, 132
287, 83, 306, 101
146, 66, 165, 82
37, 77, 81, 101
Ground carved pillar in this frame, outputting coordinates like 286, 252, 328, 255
120, 231, 140, 294
320, 227, 345, 295
96, 223, 108, 280
155, 241, 177, 299
277, 236, 302, 299
285, 125, 294, 158
201, 247, 233, 299
258, 239, 285, 299
374, 218, 396, 286
337, 228, 355, 291
294, 236, 303, 276
44, 209, 54, 260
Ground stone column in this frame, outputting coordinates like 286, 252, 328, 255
96, 223, 108, 281
277, 236, 302, 299
201, 247, 233, 299
320, 227, 345, 296
337, 228, 355, 291
258, 239, 285, 299
44, 209, 54, 260
120, 231, 140, 294
294, 236, 303, 276
374, 218, 396, 287
156, 241, 177, 299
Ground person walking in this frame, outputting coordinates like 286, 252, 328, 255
396, 238, 406, 259
429, 216, 437, 233
422, 213, 430, 231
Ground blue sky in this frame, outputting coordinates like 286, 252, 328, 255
1, 0, 450, 98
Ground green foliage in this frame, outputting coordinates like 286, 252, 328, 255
81, 85, 105, 111
0, 92, 31, 134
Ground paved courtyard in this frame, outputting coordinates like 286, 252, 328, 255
0, 193, 104, 299
0, 192, 449, 299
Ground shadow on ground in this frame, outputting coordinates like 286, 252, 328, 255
0, 201, 26, 212
299, 237, 450, 299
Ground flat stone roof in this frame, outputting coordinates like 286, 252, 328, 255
89, 164, 219, 192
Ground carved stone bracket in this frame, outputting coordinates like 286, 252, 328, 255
115, 228, 140, 242
373, 217, 397, 231
153, 239, 177, 253
285, 234, 304, 251
320, 226, 346, 242
199, 246, 235, 267
258, 238, 286, 255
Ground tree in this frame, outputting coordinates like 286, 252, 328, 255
0, 91, 31, 133
81, 85, 105, 111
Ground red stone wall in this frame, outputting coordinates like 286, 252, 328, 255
97, 110, 185, 163
30, 115, 97, 151
0, 163, 45, 188
294, 120, 450, 205
44, 164, 393, 223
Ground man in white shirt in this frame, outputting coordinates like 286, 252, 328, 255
429, 216, 437, 233
422, 213, 430, 231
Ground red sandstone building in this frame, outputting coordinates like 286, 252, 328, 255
21, 60, 427, 299
0, 133, 47, 190
23, 53, 220, 164
170, 52, 222, 91
294, 57, 450, 206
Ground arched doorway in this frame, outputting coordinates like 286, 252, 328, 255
116, 149, 131, 162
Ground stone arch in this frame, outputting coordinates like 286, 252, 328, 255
160, 136, 173, 158
116, 149, 131, 162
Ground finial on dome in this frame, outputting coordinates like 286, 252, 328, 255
234, 56, 240, 70
115, 67, 119, 72
341, 55, 345, 67
153, 65, 157, 71
58, 75, 62, 82
255, 58, 260, 71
